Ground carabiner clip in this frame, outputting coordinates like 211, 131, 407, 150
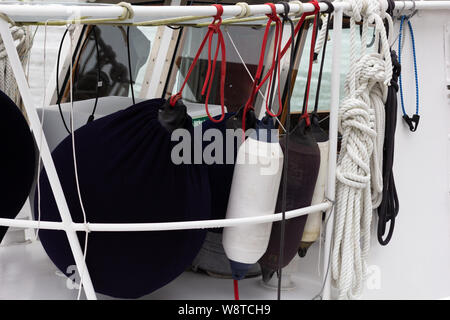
402, 114, 420, 132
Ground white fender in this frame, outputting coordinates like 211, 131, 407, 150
223, 135, 283, 265
300, 140, 329, 247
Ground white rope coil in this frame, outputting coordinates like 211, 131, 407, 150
117, 2, 135, 20
289, 1, 304, 15
235, 2, 251, 18
0, 25, 32, 111
331, 0, 392, 300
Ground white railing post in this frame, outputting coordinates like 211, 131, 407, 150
0, 19, 97, 300
322, 7, 343, 300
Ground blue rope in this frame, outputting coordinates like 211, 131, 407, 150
398, 15, 420, 131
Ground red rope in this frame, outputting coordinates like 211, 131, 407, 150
240, 1, 321, 135
301, 1, 321, 125
242, 3, 283, 135
233, 279, 240, 300
169, 4, 226, 123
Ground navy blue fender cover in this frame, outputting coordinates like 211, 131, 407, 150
36, 98, 211, 298
0, 90, 36, 243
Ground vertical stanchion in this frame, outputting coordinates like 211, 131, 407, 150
0, 19, 97, 300
322, 7, 342, 300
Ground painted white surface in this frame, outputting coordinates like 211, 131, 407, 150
0, 236, 322, 300
360, 10, 450, 299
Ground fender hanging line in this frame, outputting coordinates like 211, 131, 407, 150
377, 50, 401, 246
398, 15, 420, 132
300, 0, 321, 127
312, 0, 333, 123
56, 25, 101, 134
169, 4, 226, 123
276, 1, 296, 300
241, 0, 320, 134
242, 2, 283, 133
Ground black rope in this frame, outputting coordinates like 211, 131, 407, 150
87, 26, 100, 123
312, 1, 333, 119
301, 12, 320, 116
126, 26, 136, 105
56, 28, 71, 134
167, 25, 182, 30
56, 25, 101, 133
276, 1, 295, 301
377, 50, 400, 245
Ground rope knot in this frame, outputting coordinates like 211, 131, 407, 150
265, 3, 279, 20
212, 4, 224, 20
208, 22, 221, 33
117, 2, 134, 20
208, 4, 223, 33
235, 2, 251, 18
289, 0, 304, 15
310, 0, 321, 14
301, 112, 311, 127
169, 93, 182, 107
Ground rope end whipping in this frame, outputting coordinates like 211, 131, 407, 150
233, 279, 240, 300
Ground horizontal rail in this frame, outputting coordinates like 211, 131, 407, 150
0, 201, 331, 232
0, 2, 448, 24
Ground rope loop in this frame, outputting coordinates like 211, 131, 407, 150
235, 2, 251, 18
212, 4, 224, 20
398, 15, 420, 132
278, 1, 290, 19
311, 0, 321, 14
117, 2, 135, 20
299, 0, 322, 123
265, 3, 279, 20
321, 0, 334, 14
169, 4, 226, 123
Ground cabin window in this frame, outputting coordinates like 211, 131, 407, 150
61, 25, 155, 103
292, 25, 373, 114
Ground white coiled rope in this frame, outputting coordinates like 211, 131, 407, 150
331, 0, 392, 299
0, 25, 33, 110
314, 14, 329, 59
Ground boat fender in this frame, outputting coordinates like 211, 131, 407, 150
222, 118, 283, 280
0, 90, 36, 244
36, 99, 211, 299
259, 117, 320, 277
299, 114, 329, 255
